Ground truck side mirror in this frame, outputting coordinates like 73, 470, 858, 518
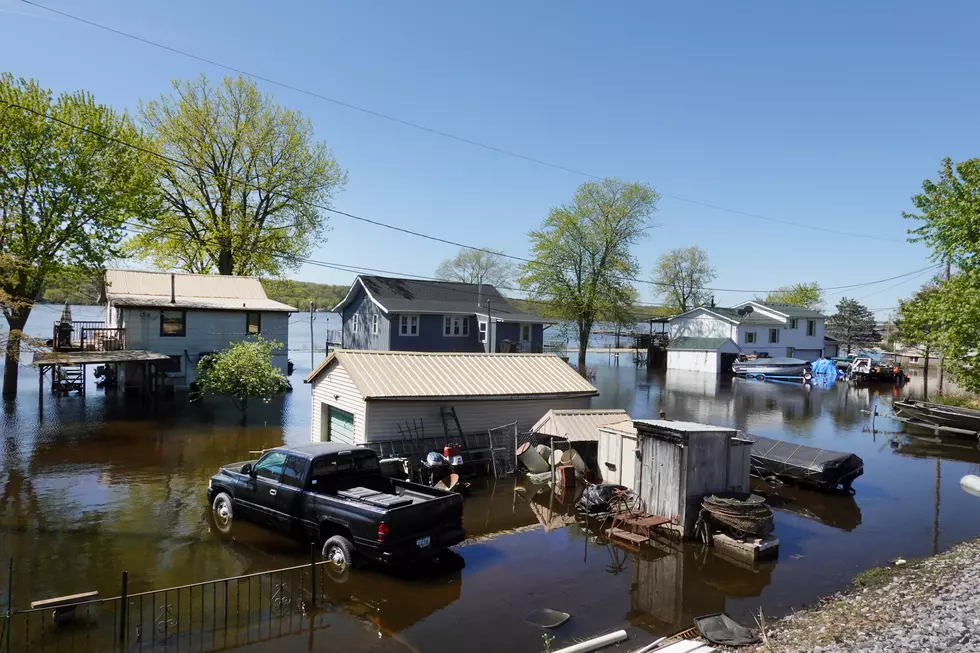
241, 463, 253, 475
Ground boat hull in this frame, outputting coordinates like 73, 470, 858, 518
893, 400, 980, 436
732, 363, 809, 377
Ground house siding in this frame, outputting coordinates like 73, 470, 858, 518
341, 288, 390, 350
670, 312, 737, 340
310, 361, 367, 444
390, 313, 482, 352
121, 307, 289, 385
363, 396, 592, 443
737, 320, 825, 359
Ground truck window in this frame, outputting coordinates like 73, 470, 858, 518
281, 455, 309, 488
352, 450, 380, 472
253, 451, 286, 481
307, 450, 379, 485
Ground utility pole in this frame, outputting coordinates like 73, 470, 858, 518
486, 299, 493, 353
309, 301, 315, 371
937, 256, 951, 393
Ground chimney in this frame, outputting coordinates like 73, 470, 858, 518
171, 273, 176, 304
710, 295, 715, 308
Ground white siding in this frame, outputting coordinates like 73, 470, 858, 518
363, 396, 591, 443
597, 427, 638, 486
667, 350, 720, 373
736, 319, 825, 360
121, 307, 290, 384
669, 312, 736, 340
310, 361, 367, 444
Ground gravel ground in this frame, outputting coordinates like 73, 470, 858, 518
749, 537, 980, 653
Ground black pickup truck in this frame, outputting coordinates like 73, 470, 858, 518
206, 443, 464, 568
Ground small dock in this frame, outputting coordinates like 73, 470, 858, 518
32, 349, 173, 399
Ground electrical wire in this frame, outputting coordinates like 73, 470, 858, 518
19, 0, 910, 244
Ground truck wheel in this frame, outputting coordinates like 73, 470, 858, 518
322, 535, 355, 582
211, 492, 234, 534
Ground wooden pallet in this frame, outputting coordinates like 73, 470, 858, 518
605, 527, 650, 545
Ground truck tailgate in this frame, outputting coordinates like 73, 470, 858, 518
384, 486, 463, 542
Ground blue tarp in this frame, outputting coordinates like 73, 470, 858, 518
810, 358, 842, 377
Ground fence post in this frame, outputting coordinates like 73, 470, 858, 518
118, 571, 128, 646
309, 543, 316, 608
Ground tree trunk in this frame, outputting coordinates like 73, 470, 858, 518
2, 313, 29, 398
217, 248, 234, 275
923, 343, 930, 399
577, 324, 589, 377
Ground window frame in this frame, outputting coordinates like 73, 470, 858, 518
352, 313, 358, 334
246, 312, 261, 335
807, 320, 816, 337
521, 324, 531, 341
281, 455, 309, 489
744, 331, 757, 344
478, 321, 487, 343
371, 313, 379, 334
443, 315, 469, 337
160, 310, 186, 337
253, 451, 287, 482
789, 318, 798, 330
399, 314, 419, 336
769, 328, 780, 344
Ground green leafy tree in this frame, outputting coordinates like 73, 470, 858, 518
904, 157, 980, 391
894, 285, 942, 379
196, 337, 290, 417
826, 297, 880, 354
435, 248, 514, 288
763, 282, 824, 310
128, 75, 347, 276
519, 178, 658, 373
0, 74, 159, 397
652, 246, 716, 312
260, 279, 348, 311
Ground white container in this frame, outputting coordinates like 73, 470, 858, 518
550, 449, 565, 469
517, 441, 550, 474
561, 448, 588, 477
960, 474, 980, 498
535, 444, 552, 461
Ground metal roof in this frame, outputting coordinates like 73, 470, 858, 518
599, 419, 637, 436
668, 337, 733, 351
530, 409, 631, 442
633, 419, 739, 434
333, 275, 553, 324
105, 269, 296, 312
305, 350, 599, 400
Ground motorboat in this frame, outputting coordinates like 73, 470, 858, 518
731, 357, 811, 378
892, 399, 980, 437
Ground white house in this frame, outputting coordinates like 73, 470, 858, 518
668, 301, 827, 366
105, 269, 296, 385
304, 350, 599, 445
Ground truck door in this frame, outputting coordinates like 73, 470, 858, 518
277, 455, 311, 536
239, 451, 286, 527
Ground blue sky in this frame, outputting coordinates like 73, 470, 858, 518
3, 0, 978, 316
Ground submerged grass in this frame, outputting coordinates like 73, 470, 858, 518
932, 392, 980, 410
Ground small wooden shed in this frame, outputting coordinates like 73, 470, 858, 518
633, 420, 752, 538
596, 419, 638, 487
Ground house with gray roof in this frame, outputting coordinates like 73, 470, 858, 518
332, 275, 554, 353
667, 301, 827, 371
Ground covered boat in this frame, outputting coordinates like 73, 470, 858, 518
743, 433, 864, 492
732, 357, 811, 378
893, 399, 980, 437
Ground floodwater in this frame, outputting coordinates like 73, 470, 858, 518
1, 306, 979, 652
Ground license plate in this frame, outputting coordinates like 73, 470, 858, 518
416, 536, 431, 548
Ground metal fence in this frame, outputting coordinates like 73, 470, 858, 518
2, 551, 343, 653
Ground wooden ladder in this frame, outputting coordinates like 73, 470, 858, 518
440, 406, 463, 446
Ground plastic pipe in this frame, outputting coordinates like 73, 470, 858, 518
552, 630, 628, 653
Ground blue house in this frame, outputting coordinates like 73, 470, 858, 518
333, 275, 554, 353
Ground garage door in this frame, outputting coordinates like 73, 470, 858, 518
323, 405, 355, 444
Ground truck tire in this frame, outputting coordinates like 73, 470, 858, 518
322, 535, 355, 583
211, 492, 234, 534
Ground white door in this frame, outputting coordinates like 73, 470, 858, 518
519, 323, 532, 352
621, 435, 637, 489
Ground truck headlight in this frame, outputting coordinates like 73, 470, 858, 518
208, 478, 212, 489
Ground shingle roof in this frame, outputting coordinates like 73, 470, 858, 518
670, 306, 782, 326
530, 409, 631, 442
105, 269, 296, 312
334, 276, 553, 323
305, 350, 599, 400
668, 337, 733, 351
754, 303, 826, 318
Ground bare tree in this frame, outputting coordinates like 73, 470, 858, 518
653, 246, 717, 312
435, 248, 514, 288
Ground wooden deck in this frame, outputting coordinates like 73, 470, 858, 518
32, 350, 172, 366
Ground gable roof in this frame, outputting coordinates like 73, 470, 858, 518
530, 409, 631, 442
105, 269, 297, 312
668, 306, 782, 326
668, 336, 737, 351
305, 350, 598, 400
733, 301, 826, 319
333, 275, 553, 323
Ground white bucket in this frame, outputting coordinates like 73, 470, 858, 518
535, 444, 552, 461
517, 441, 550, 474
550, 449, 565, 469
960, 474, 980, 498
561, 448, 588, 477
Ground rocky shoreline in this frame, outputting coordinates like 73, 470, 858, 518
749, 537, 980, 653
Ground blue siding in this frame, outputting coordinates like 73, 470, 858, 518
532, 324, 545, 352
341, 288, 390, 350
391, 313, 483, 352
492, 322, 545, 352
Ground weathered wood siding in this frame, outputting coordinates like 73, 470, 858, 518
728, 439, 752, 492
310, 360, 367, 444
390, 313, 483, 352
363, 396, 591, 443
597, 427, 637, 486
639, 436, 684, 532
341, 287, 390, 350
121, 307, 289, 385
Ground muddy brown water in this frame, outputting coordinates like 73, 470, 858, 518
2, 307, 979, 652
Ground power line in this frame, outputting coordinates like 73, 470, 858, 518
4, 99, 934, 299
21, 0, 910, 245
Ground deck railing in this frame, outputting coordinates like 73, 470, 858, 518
52, 321, 126, 353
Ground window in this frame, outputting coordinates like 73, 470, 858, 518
281, 455, 309, 489
444, 316, 469, 337
790, 319, 798, 329
479, 321, 487, 342
807, 320, 816, 337
253, 451, 287, 482
521, 324, 531, 341
399, 314, 419, 336
769, 328, 780, 344
910, 356, 919, 363
160, 310, 186, 337
744, 331, 757, 344
371, 314, 379, 334
246, 312, 261, 334
787, 347, 795, 357
352, 313, 358, 333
